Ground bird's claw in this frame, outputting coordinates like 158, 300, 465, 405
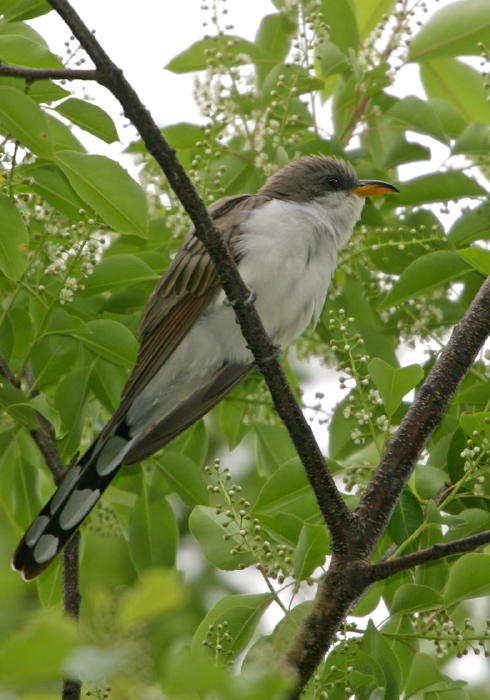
224, 286, 257, 308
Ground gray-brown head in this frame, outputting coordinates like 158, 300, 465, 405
259, 155, 398, 203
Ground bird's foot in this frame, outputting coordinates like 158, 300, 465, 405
224, 286, 257, 308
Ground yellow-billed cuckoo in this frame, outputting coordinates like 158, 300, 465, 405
13, 155, 398, 579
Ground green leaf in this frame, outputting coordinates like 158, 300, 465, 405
89, 357, 127, 413
0, 612, 78, 685
444, 553, 490, 605
405, 652, 451, 698
254, 423, 297, 475
0, 377, 39, 429
156, 451, 209, 508
253, 458, 320, 521
387, 490, 424, 548
1, 0, 51, 21
255, 13, 294, 62
415, 464, 447, 500
449, 203, 490, 247
0, 86, 54, 158
369, 358, 423, 417
421, 59, 490, 124
55, 98, 119, 143
191, 593, 273, 657
189, 505, 255, 570
382, 135, 431, 170
408, 0, 490, 62
453, 123, 490, 155
116, 568, 187, 630
0, 192, 28, 280
0, 34, 63, 68
387, 96, 448, 144
361, 621, 402, 700
166, 36, 269, 73
391, 584, 443, 615
355, 0, 396, 39
378, 251, 471, 310
128, 478, 179, 573
444, 508, 490, 542
460, 411, 490, 443
458, 247, 490, 276
392, 171, 486, 209
318, 41, 350, 78
55, 150, 148, 237
45, 112, 86, 153
320, 0, 359, 54
294, 522, 329, 580
73, 319, 138, 368
25, 163, 89, 220
54, 365, 91, 459
83, 254, 157, 293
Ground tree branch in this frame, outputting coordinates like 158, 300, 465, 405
62, 532, 82, 700
356, 275, 490, 550
368, 529, 490, 582
42, 0, 356, 547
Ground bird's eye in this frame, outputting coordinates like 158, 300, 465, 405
328, 177, 341, 189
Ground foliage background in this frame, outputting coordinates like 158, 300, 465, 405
0, 0, 490, 698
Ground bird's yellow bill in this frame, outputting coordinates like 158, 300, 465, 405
351, 181, 399, 197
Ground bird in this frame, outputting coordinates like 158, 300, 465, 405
13, 155, 398, 579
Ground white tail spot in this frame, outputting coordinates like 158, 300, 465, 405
96, 435, 131, 476
33, 534, 59, 564
59, 489, 101, 530
50, 466, 82, 515
25, 515, 50, 547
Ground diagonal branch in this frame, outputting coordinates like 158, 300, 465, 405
356, 274, 490, 552
368, 529, 490, 582
0, 65, 97, 81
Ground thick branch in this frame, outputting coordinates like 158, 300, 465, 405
369, 529, 490, 582
356, 275, 490, 551
62, 533, 82, 700
44, 0, 355, 546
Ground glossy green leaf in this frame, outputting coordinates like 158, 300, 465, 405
116, 568, 187, 629
361, 621, 402, 700
387, 490, 424, 548
460, 411, 490, 443
0, 86, 54, 158
253, 458, 319, 521
405, 652, 451, 698
444, 508, 490, 542
72, 319, 137, 368
408, 0, 490, 62
25, 163, 89, 220
382, 135, 431, 169
166, 36, 269, 73
393, 171, 486, 209
369, 359, 423, 417
156, 451, 209, 508
89, 357, 127, 414
421, 59, 490, 124
191, 593, 273, 657
82, 254, 157, 293
55, 150, 148, 237
0, 377, 39, 429
1, 0, 51, 21
458, 247, 490, 276
378, 251, 471, 310
387, 96, 448, 144
444, 553, 490, 604
0, 192, 28, 280
129, 479, 179, 573
254, 423, 297, 475
255, 13, 294, 62
55, 98, 119, 143
0, 34, 63, 68
429, 98, 467, 139
415, 465, 447, 500
189, 505, 254, 570
448, 203, 490, 247
391, 584, 443, 615
318, 41, 350, 78
294, 522, 329, 580
54, 365, 91, 459
45, 112, 86, 153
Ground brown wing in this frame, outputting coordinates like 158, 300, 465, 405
102, 193, 270, 434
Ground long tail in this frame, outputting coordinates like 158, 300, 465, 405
12, 424, 134, 580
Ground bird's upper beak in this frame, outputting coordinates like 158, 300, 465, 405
351, 180, 399, 197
